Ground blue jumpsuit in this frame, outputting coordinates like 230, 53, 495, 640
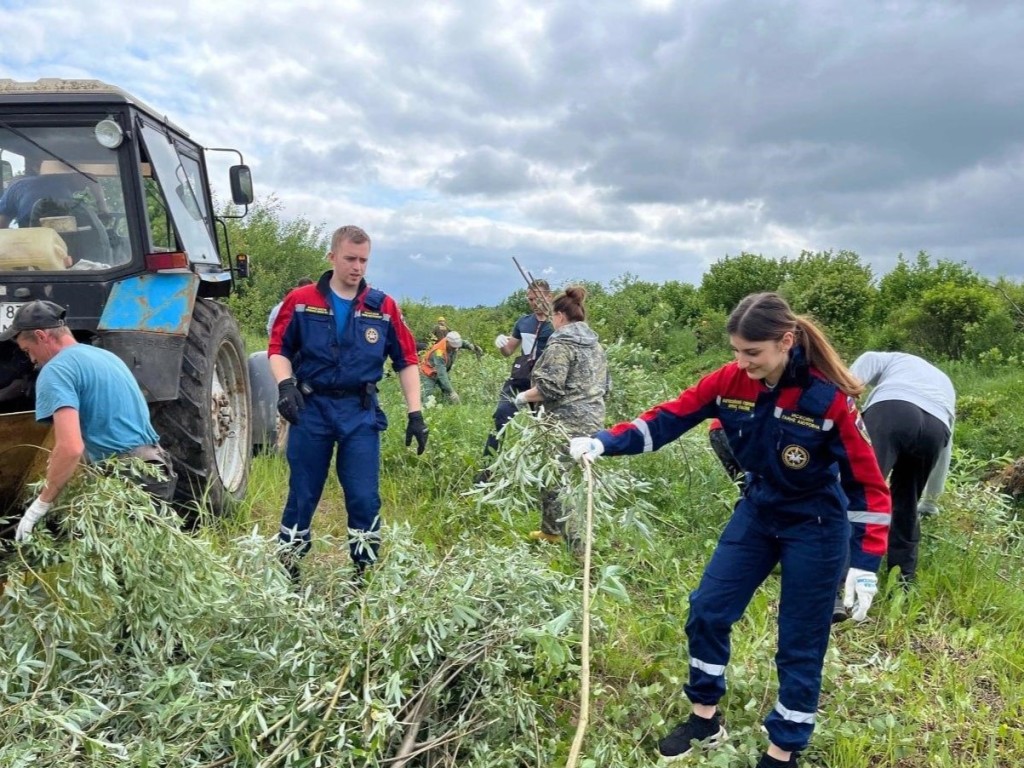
595, 347, 891, 752
268, 273, 420, 566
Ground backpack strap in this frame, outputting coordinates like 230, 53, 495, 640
362, 288, 386, 311
797, 376, 837, 419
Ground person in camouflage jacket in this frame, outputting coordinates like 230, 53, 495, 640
513, 286, 608, 547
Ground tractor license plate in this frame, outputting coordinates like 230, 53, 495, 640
0, 303, 24, 336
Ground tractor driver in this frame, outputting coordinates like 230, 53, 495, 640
0, 156, 110, 229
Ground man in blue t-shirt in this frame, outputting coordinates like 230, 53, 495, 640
1, 300, 175, 541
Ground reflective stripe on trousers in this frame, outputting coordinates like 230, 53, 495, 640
279, 394, 384, 565
683, 498, 847, 752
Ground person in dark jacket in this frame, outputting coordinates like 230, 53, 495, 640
570, 292, 891, 768
268, 225, 428, 574
475, 280, 553, 483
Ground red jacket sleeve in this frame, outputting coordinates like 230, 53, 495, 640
827, 394, 892, 571
268, 293, 299, 359
597, 367, 725, 455
383, 297, 420, 372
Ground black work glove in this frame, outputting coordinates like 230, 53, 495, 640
277, 378, 305, 425
405, 410, 429, 455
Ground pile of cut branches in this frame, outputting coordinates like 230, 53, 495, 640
0, 464, 584, 767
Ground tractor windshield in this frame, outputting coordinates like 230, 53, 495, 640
0, 123, 132, 272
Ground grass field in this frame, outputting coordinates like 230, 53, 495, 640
2, 345, 1023, 766
225, 348, 1024, 767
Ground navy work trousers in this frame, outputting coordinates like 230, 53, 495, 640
279, 394, 385, 566
483, 378, 527, 457
684, 498, 848, 752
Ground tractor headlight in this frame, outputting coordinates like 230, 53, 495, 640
94, 118, 124, 149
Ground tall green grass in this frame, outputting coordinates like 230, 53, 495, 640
5, 343, 1020, 765
232, 349, 1024, 766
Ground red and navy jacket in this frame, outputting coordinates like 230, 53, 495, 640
268, 272, 419, 392
597, 346, 891, 571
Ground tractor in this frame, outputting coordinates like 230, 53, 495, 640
0, 78, 256, 524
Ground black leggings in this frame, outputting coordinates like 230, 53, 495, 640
862, 400, 950, 580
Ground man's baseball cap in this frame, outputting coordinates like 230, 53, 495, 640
0, 300, 67, 342
445, 331, 463, 349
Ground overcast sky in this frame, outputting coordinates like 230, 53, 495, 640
3, 0, 1022, 306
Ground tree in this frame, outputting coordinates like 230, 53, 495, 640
780, 250, 875, 351
873, 252, 981, 325
700, 252, 787, 312
900, 282, 1006, 360
221, 197, 328, 336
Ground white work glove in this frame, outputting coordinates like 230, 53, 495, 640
16, 497, 52, 542
843, 567, 878, 622
569, 437, 604, 463
494, 334, 510, 350
448, 391, 461, 404
513, 391, 530, 408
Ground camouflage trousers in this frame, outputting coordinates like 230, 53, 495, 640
540, 486, 581, 553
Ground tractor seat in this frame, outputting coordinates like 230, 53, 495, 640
29, 197, 114, 266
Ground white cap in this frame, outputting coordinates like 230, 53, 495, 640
445, 331, 463, 349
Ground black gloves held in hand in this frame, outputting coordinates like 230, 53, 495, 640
405, 410, 429, 454
277, 378, 305, 425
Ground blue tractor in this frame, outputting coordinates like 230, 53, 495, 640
0, 78, 257, 517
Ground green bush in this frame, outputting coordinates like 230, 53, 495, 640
700, 252, 788, 312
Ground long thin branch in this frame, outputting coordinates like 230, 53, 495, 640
565, 457, 595, 768
997, 286, 1024, 320
392, 692, 433, 767
381, 717, 495, 765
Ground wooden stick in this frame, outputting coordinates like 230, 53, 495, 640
565, 456, 595, 768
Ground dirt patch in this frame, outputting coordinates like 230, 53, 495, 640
991, 457, 1024, 499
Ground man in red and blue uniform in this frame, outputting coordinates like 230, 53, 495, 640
268, 225, 427, 573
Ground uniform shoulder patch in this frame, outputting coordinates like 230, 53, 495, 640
854, 413, 872, 444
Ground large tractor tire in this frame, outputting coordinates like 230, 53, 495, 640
152, 299, 251, 514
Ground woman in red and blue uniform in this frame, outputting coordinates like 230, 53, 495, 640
570, 292, 890, 767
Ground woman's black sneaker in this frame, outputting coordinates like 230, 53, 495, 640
657, 712, 727, 762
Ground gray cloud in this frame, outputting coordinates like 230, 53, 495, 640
434, 147, 535, 196
4, 0, 1022, 304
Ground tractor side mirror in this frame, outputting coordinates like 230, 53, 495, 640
1, 160, 12, 189
229, 165, 254, 206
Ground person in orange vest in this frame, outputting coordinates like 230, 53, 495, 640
419, 331, 467, 404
